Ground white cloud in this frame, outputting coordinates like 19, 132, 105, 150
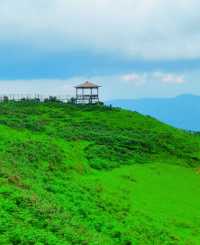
153, 72, 185, 84
121, 72, 186, 85
0, 79, 75, 96
0, 0, 200, 60
160, 75, 185, 84
121, 73, 145, 86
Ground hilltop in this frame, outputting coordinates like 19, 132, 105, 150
107, 94, 200, 131
0, 101, 200, 244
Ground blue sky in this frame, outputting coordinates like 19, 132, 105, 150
0, 0, 200, 100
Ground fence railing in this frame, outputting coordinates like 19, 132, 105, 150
0, 94, 73, 102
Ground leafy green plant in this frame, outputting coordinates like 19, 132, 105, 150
0, 101, 199, 244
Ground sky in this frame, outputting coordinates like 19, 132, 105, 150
0, 0, 200, 100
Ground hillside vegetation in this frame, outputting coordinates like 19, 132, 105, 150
0, 101, 200, 244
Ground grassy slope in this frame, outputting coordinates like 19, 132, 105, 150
0, 101, 200, 244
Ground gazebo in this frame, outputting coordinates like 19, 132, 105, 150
75, 81, 101, 104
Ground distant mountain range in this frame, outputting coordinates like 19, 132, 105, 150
106, 94, 200, 131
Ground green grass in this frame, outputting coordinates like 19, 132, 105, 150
0, 101, 200, 244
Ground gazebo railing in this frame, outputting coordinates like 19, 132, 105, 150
76, 94, 99, 99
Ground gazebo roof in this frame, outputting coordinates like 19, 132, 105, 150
75, 81, 100, 88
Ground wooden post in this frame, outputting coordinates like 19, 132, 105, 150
90, 88, 92, 103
